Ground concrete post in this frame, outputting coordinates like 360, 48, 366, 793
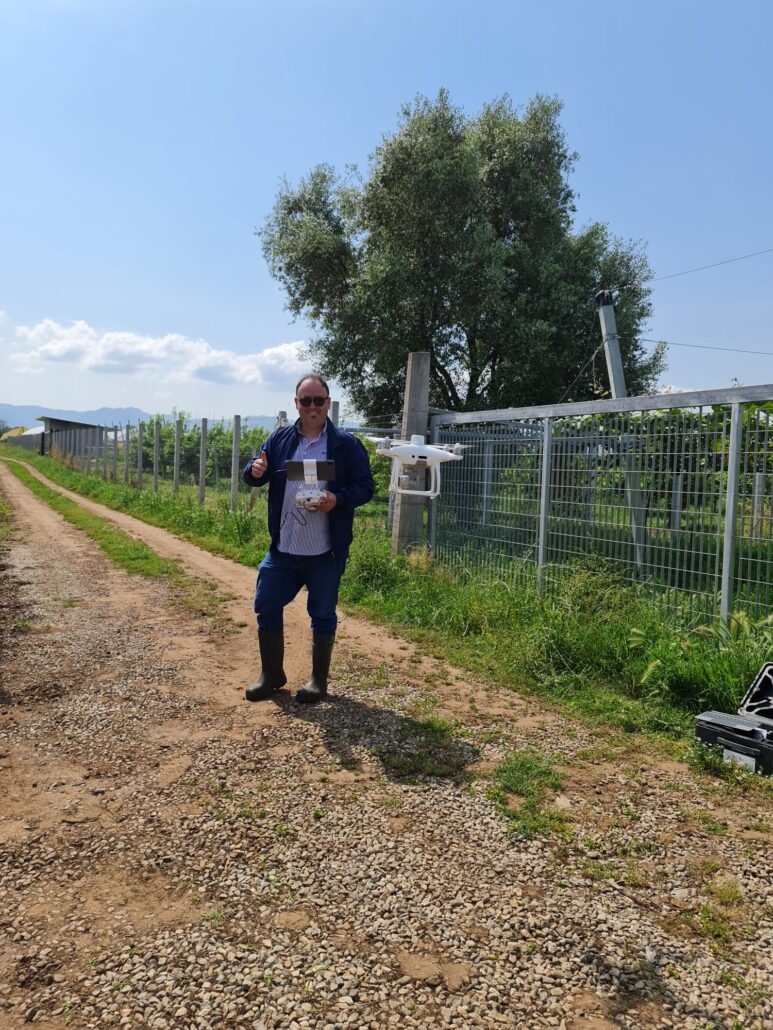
173, 418, 182, 495
198, 418, 207, 507
391, 352, 431, 554
720, 404, 743, 622
153, 421, 160, 491
124, 425, 130, 483
595, 290, 627, 399
112, 427, 118, 481
136, 422, 144, 489
230, 415, 241, 512
536, 418, 553, 593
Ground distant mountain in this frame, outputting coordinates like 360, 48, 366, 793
0, 403, 153, 429
0, 402, 278, 431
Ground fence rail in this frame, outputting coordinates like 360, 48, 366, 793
429, 386, 773, 624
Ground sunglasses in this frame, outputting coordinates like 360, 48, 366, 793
296, 395, 329, 407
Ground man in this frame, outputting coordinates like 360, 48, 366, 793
243, 375, 374, 704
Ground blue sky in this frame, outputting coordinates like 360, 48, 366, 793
1, 0, 772, 420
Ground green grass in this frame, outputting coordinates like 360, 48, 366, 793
1, 458, 236, 630
374, 715, 468, 780
0, 494, 12, 541
487, 749, 567, 838
4, 446, 771, 747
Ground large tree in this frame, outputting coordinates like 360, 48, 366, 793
260, 91, 665, 418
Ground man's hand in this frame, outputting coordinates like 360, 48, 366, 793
315, 490, 337, 513
250, 450, 268, 478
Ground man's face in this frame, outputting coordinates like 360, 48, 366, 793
295, 378, 331, 434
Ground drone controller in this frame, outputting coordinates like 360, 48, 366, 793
285, 459, 336, 511
296, 484, 326, 510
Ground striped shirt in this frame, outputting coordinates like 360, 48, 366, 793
277, 422, 332, 556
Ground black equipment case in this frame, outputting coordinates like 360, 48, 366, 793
695, 663, 773, 776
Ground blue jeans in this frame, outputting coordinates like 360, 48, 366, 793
254, 548, 347, 634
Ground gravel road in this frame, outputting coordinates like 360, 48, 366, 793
0, 461, 771, 1029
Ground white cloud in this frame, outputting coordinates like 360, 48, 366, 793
9, 318, 306, 387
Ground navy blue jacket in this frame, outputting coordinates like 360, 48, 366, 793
243, 419, 374, 560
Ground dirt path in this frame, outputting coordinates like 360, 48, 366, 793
1, 460, 771, 1029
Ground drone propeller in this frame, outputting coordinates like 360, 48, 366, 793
437, 442, 471, 453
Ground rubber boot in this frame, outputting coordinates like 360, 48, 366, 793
245, 628, 287, 702
295, 632, 335, 704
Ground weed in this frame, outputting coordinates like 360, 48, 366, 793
375, 715, 467, 780
203, 909, 227, 928
709, 878, 745, 906
488, 749, 566, 838
312, 809, 325, 821
274, 823, 292, 837
691, 810, 728, 836
623, 859, 649, 888
380, 796, 403, 809
694, 903, 734, 944
580, 859, 618, 882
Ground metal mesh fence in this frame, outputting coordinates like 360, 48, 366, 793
7, 412, 401, 528
430, 390, 773, 624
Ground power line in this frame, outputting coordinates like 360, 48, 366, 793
609, 245, 773, 295
636, 337, 773, 358
647, 246, 773, 284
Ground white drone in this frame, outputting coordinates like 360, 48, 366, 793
367, 434, 465, 499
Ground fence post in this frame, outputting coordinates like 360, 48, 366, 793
174, 418, 182, 495
536, 418, 553, 593
670, 472, 683, 532
391, 352, 431, 555
481, 442, 494, 528
230, 415, 241, 512
112, 427, 118, 481
124, 424, 130, 484
153, 421, 160, 491
198, 418, 208, 507
720, 403, 743, 622
623, 452, 648, 576
136, 422, 144, 489
751, 471, 764, 535
102, 428, 108, 479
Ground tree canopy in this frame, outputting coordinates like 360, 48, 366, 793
260, 91, 665, 418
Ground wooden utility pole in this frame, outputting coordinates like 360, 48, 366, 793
391, 352, 431, 554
